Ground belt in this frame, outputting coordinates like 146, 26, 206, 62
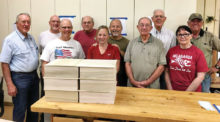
11, 70, 37, 74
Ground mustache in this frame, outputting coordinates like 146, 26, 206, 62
111, 30, 120, 33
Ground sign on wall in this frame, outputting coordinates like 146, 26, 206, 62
59, 16, 76, 34
110, 17, 128, 36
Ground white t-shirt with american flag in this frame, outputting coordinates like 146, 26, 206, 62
40, 38, 85, 62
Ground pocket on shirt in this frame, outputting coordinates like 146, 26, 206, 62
14, 50, 30, 58
202, 42, 212, 52
146, 52, 158, 65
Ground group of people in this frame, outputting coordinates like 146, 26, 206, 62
0, 8, 220, 122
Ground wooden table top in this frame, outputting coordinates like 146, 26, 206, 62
31, 87, 220, 122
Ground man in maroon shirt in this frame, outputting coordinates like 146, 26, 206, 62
74, 16, 97, 57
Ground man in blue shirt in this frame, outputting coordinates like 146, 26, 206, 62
0, 13, 39, 122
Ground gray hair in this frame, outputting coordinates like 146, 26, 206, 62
110, 19, 122, 28
153, 9, 165, 16
16, 13, 31, 23
60, 19, 73, 27
81, 16, 94, 24
138, 17, 152, 25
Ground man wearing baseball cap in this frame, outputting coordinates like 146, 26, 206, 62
187, 13, 220, 92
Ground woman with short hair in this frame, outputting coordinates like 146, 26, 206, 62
165, 25, 208, 92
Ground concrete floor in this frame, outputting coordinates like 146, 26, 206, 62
0, 105, 13, 121
0, 105, 50, 122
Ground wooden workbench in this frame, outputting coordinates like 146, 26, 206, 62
31, 87, 220, 122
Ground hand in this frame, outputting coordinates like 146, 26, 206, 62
207, 67, 219, 74
7, 83, 17, 97
92, 42, 97, 46
112, 44, 120, 50
140, 80, 149, 87
131, 80, 145, 88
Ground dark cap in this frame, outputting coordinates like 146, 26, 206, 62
188, 13, 203, 21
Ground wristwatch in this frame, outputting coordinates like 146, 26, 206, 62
215, 64, 220, 69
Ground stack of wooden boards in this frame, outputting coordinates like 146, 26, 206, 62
44, 59, 117, 104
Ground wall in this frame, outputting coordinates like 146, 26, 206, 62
1, 0, 219, 102
0, 0, 197, 49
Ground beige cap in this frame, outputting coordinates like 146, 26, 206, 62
188, 13, 203, 21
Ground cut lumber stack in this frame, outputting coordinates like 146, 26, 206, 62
78, 59, 117, 104
43, 59, 117, 104
44, 59, 81, 102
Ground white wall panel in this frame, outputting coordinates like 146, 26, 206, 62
55, 0, 80, 35
134, 0, 164, 38
81, 0, 107, 29
107, 0, 134, 40
165, 0, 197, 32
0, 0, 9, 50
0, 0, 10, 102
204, 0, 216, 32
197, 0, 205, 16
214, 0, 220, 36
31, 0, 55, 44
8, 0, 31, 33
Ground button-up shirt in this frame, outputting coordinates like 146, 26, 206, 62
151, 27, 176, 54
0, 29, 39, 72
191, 29, 220, 68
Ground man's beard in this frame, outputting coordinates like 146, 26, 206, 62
112, 33, 119, 37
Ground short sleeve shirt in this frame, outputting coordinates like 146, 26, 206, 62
73, 29, 97, 57
166, 45, 209, 92
40, 38, 85, 62
191, 29, 220, 68
38, 30, 60, 54
124, 35, 166, 89
0, 30, 39, 72
87, 43, 120, 60
108, 37, 130, 55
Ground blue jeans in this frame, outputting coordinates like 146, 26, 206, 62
202, 74, 211, 93
11, 71, 39, 122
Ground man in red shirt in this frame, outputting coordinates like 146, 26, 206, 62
74, 16, 97, 57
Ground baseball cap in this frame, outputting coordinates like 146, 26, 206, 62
188, 13, 203, 21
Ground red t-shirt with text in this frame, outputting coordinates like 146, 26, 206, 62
166, 45, 209, 92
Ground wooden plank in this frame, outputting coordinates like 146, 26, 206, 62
44, 59, 81, 79
211, 77, 220, 88
45, 90, 78, 102
78, 59, 117, 80
79, 91, 116, 104
53, 116, 83, 122
31, 87, 220, 122
80, 79, 116, 92
44, 78, 78, 91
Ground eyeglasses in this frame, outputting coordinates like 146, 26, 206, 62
153, 15, 165, 18
61, 26, 72, 29
177, 33, 191, 37
139, 24, 151, 28
82, 21, 92, 25
51, 20, 60, 23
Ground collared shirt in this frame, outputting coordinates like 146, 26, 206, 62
151, 27, 176, 53
124, 35, 166, 89
0, 29, 39, 72
191, 29, 220, 68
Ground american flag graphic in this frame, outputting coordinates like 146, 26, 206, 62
55, 49, 72, 59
